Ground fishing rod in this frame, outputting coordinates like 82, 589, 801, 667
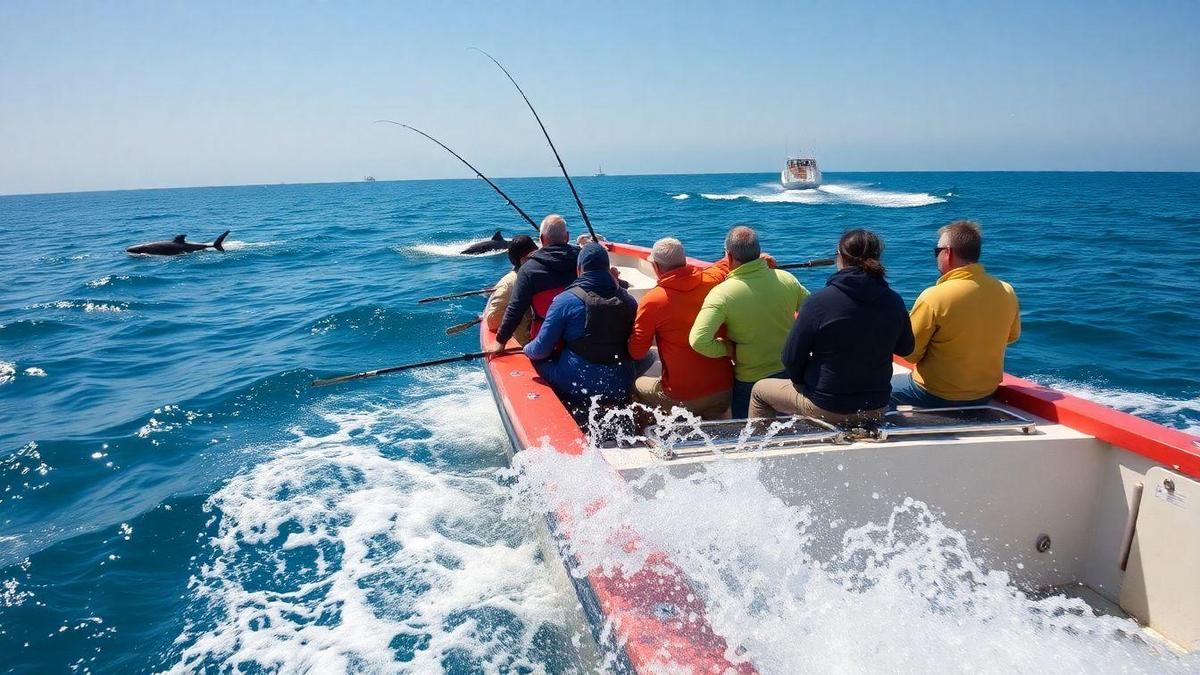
375, 120, 539, 233
471, 48, 598, 243
418, 286, 495, 303
445, 316, 483, 335
311, 348, 521, 387
777, 257, 836, 270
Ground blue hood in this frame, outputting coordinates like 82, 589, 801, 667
567, 242, 619, 298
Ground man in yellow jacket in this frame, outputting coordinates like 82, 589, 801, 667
892, 220, 1020, 407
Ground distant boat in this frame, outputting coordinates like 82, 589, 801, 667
780, 156, 821, 190
594, 166, 606, 177
363, 175, 377, 182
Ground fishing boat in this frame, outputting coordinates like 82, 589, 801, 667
781, 156, 821, 190
478, 240, 1200, 672
595, 166, 607, 177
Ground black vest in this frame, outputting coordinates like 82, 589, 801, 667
565, 287, 635, 364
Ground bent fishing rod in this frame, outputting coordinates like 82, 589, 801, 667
472, 48, 598, 243
374, 120, 539, 233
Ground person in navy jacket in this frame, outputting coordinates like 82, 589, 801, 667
750, 229, 914, 425
523, 242, 638, 413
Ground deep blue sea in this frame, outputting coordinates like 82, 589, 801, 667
2, 172, 1199, 673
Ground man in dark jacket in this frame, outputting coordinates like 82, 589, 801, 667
493, 214, 579, 349
749, 229, 914, 425
523, 242, 638, 413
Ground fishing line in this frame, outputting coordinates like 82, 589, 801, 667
375, 120, 540, 232
471, 48, 598, 243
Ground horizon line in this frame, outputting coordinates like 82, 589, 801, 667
3, 168, 1198, 198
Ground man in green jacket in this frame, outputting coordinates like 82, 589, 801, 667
689, 225, 809, 418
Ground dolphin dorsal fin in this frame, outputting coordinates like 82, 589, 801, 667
173, 234, 187, 243
491, 230, 503, 240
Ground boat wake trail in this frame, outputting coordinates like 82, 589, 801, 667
508, 404, 1197, 673
699, 182, 947, 208
170, 370, 586, 673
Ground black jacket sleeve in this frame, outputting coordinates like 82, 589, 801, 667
892, 294, 915, 357
782, 301, 819, 387
497, 267, 533, 344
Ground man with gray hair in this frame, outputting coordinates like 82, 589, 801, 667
627, 237, 735, 419
689, 225, 809, 418
494, 213, 581, 348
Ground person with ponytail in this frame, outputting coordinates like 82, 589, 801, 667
749, 229, 914, 425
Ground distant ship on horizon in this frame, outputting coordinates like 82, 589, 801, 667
780, 156, 821, 190
363, 175, 376, 182
594, 166, 606, 177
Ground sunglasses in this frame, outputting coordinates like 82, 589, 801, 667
933, 245, 950, 257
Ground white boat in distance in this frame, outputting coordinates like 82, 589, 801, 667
781, 156, 822, 189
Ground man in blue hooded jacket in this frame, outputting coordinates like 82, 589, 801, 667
523, 242, 638, 412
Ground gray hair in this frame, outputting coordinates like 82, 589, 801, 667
540, 214, 569, 244
725, 225, 760, 263
650, 237, 686, 272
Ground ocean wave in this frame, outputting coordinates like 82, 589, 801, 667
700, 182, 946, 208
0, 319, 72, 341
134, 405, 211, 443
29, 300, 130, 313
1031, 377, 1200, 434
0, 362, 46, 384
129, 213, 183, 221
170, 370, 580, 672
671, 193, 690, 200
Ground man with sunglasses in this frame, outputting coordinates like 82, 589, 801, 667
891, 220, 1020, 408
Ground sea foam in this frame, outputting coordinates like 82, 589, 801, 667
170, 370, 587, 673
699, 182, 946, 208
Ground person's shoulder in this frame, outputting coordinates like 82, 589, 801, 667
772, 268, 801, 286
640, 285, 667, 307
913, 283, 940, 307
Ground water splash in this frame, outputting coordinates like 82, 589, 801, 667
170, 371, 588, 673
505, 405, 1196, 672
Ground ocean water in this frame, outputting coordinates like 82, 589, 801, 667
1, 172, 1198, 673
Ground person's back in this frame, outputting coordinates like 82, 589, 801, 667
630, 259, 733, 401
524, 243, 637, 406
752, 229, 912, 424
690, 226, 808, 418
495, 215, 578, 345
894, 220, 1020, 406
695, 259, 806, 381
785, 265, 912, 413
908, 265, 1018, 400
484, 235, 538, 345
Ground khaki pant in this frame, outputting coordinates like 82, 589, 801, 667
749, 378, 886, 425
634, 376, 730, 420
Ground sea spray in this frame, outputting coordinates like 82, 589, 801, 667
506, 403, 1197, 673
170, 371, 589, 673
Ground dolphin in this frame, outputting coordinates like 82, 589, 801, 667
460, 230, 510, 255
127, 231, 230, 256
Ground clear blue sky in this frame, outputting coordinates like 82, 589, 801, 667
2, 1, 1198, 194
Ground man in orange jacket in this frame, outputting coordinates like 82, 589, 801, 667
627, 237, 734, 419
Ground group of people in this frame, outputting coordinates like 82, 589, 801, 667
485, 213, 1020, 426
